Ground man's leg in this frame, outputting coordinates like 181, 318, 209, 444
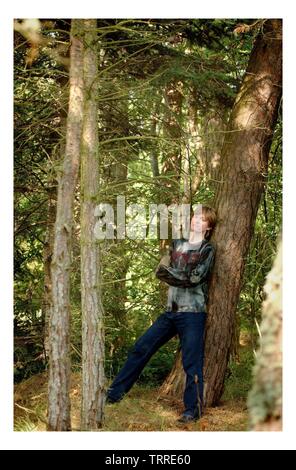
107, 312, 177, 402
175, 312, 206, 420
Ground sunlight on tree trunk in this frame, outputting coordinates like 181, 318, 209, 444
80, 19, 106, 431
47, 19, 84, 431
43, 113, 67, 359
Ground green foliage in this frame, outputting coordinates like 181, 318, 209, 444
223, 348, 255, 401
14, 18, 281, 391
14, 27, 68, 382
14, 338, 44, 382
237, 119, 282, 346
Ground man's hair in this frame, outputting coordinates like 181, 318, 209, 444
202, 205, 217, 240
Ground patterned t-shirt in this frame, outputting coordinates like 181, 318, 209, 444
156, 238, 215, 313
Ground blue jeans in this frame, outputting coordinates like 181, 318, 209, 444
107, 311, 206, 418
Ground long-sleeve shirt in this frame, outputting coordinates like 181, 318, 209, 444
155, 238, 215, 313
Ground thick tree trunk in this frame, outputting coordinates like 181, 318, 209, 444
204, 19, 282, 407
159, 20, 282, 407
80, 19, 106, 431
47, 20, 84, 431
248, 241, 282, 431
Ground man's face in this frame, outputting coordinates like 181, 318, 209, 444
190, 213, 210, 234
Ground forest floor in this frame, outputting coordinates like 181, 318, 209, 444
14, 365, 250, 432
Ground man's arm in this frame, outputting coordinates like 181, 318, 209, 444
155, 244, 215, 287
188, 245, 215, 285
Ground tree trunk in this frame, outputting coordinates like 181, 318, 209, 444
204, 19, 282, 407
42, 187, 57, 359
162, 80, 183, 206
159, 80, 183, 303
99, 70, 130, 346
248, 240, 282, 431
187, 89, 203, 197
80, 19, 106, 431
47, 19, 85, 431
43, 113, 67, 359
159, 20, 282, 407
149, 108, 160, 178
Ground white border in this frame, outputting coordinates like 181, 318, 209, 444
2, 0, 296, 451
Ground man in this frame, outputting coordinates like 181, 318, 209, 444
107, 205, 217, 423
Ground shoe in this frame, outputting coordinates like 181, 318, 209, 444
177, 414, 198, 424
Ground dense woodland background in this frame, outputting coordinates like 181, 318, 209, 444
14, 18, 282, 432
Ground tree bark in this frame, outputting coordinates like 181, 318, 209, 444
162, 80, 183, 206
80, 19, 106, 431
42, 187, 57, 359
204, 19, 282, 407
158, 346, 186, 399
159, 80, 183, 262
158, 20, 282, 407
149, 109, 160, 178
248, 240, 282, 431
43, 113, 68, 359
47, 19, 85, 431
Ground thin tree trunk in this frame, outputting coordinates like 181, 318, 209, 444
80, 19, 106, 431
248, 240, 282, 431
42, 187, 57, 359
162, 80, 183, 206
158, 81, 183, 310
47, 19, 85, 431
149, 103, 160, 178
187, 89, 203, 197
43, 114, 67, 359
204, 19, 282, 407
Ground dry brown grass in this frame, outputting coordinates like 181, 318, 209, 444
14, 372, 249, 432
